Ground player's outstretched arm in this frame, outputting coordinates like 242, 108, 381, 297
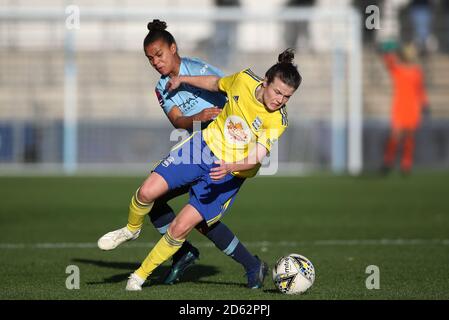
209, 143, 268, 181
167, 106, 222, 130
166, 75, 221, 93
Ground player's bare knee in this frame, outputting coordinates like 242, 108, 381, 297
167, 222, 181, 239
137, 184, 155, 204
168, 221, 188, 240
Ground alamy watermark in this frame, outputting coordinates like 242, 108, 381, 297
65, 5, 80, 30
365, 5, 380, 30
365, 265, 380, 290
65, 265, 80, 289
166, 122, 280, 175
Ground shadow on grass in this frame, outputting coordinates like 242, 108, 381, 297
263, 289, 279, 294
72, 258, 244, 288
72, 258, 140, 271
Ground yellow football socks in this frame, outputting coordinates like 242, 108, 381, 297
135, 231, 185, 280
126, 188, 154, 233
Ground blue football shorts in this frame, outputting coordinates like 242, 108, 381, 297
153, 131, 245, 226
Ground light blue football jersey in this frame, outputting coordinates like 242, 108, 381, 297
155, 57, 227, 118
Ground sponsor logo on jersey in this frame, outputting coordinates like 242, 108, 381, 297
224, 115, 251, 146
179, 90, 201, 113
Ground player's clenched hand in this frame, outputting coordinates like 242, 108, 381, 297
166, 76, 182, 92
210, 160, 232, 181
196, 107, 222, 122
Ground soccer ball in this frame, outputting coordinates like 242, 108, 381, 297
272, 253, 315, 294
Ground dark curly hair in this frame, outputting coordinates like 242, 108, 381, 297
143, 19, 177, 49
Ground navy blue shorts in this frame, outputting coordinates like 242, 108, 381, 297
153, 132, 245, 225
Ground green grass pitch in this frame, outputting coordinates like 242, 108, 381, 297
1, 171, 448, 300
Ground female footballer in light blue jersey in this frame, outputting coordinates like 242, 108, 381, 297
98, 20, 264, 288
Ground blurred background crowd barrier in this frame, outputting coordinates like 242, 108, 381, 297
0, 0, 448, 175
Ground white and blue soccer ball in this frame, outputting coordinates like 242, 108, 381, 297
272, 253, 316, 294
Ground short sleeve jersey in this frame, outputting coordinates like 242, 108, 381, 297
155, 57, 227, 119
202, 68, 288, 178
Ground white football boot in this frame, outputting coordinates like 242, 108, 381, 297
97, 227, 140, 250
126, 273, 145, 291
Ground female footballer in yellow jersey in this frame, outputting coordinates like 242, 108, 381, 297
131, 19, 264, 287
99, 49, 302, 291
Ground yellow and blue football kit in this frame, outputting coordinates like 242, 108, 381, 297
203, 68, 288, 178
153, 68, 289, 224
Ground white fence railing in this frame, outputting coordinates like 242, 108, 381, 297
0, 6, 362, 176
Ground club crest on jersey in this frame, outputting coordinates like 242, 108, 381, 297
200, 64, 209, 75
233, 96, 239, 102
251, 116, 262, 132
224, 115, 251, 146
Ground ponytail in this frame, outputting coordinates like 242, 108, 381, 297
265, 48, 302, 90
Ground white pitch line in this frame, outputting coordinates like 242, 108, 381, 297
0, 239, 448, 249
